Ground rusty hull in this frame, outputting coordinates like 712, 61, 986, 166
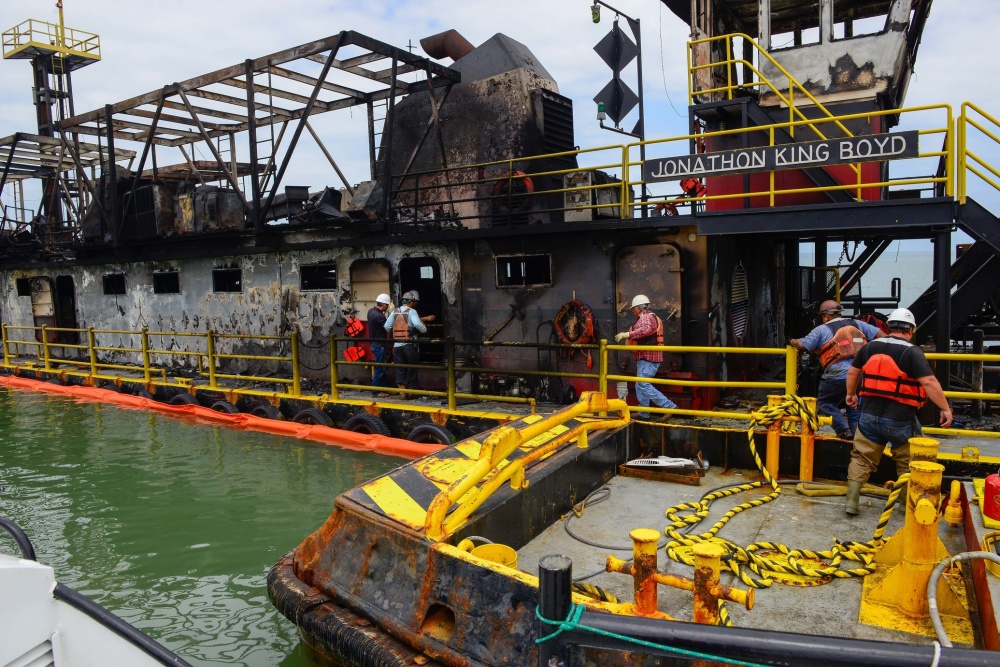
270, 424, 631, 666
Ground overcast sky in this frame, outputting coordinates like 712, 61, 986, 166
1, 0, 996, 256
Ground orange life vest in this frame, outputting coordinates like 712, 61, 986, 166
345, 316, 364, 337
632, 314, 664, 347
817, 318, 867, 368
858, 339, 927, 408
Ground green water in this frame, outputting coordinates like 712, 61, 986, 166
0, 387, 401, 666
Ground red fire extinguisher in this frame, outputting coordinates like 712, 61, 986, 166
985, 472, 1000, 521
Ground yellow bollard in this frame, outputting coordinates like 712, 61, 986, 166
868, 461, 965, 619
606, 528, 674, 620
909, 436, 940, 464
630, 528, 661, 617
606, 531, 752, 624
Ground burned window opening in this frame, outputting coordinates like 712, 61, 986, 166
153, 270, 181, 294
103, 273, 126, 296
301, 264, 338, 291
212, 268, 242, 293
495, 254, 552, 288
15, 278, 31, 296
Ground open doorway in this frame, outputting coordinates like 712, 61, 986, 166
398, 256, 443, 362
55, 275, 79, 344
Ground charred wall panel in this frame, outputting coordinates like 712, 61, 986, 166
0, 243, 461, 382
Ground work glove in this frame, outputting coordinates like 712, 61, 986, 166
386, 302, 395, 313
614, 332, 630, 342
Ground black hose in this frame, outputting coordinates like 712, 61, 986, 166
53, 583, 194, 666
0, 515, 36, 560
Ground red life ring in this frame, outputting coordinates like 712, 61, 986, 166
554, 300, 596, 369
492, 170, 536, 215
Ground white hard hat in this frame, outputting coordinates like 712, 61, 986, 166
402, 290, 420, 302
375, 293, 391, 305
886, 308, 916, 327
630, 294, 651, 309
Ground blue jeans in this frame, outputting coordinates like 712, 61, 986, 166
817, 376, 858, 435
635, 359, 677, 418
371, 344, 388, 388
847, 412, 922, 482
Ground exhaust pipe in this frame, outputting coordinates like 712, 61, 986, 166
420, 29, 474, 61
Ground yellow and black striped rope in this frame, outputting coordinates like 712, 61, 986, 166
659, 395, 902, 607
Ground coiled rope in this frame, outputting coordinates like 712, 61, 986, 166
661, 395, 907, 620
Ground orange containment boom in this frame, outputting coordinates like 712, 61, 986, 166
0, 375, 441, 459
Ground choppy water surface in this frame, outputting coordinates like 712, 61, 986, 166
0, 388, 401, 666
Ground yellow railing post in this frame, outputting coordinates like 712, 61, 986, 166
616, 146, 632, 220
206, 330, 217, 388
598, 338, 608, 400
87, 327, 97, 378
1, 324, 9, 367
40, 325, 51, 370
785, 345, 798, 396
141, 327, 151, 382
329, 333, 340, 400
946, 104, 954, 198
769, 128, 776, 206
958, 104, 966, 203
446, 336, 457, 411
290, 331, 301, 396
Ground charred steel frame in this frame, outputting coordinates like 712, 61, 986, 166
3, 30, 461, 245
0, 132, 135, 245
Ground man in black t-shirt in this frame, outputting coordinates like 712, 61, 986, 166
842, 308, 952, 515
367, 294, 392, 396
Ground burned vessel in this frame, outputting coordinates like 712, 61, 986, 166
1, 0, 995, 433
4, 0, 1000, 664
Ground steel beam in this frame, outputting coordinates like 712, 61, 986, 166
176, 88, 251, 214
258, 35, 344, 229
245, 60, 262, 234
122, 89, 167, 223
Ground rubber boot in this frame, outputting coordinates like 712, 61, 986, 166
845, 480, 863, 516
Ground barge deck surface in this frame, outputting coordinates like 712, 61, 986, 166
516, 470, 981, 645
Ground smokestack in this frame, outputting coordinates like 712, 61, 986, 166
420, 29, 475, 62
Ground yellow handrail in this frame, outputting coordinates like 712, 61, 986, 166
958, 101, 1000, 203
625, 103, 952, 213
423, 392, 630, 540
688, 33, 856, 146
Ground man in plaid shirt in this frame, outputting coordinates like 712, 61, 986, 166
615, 294, 677, 420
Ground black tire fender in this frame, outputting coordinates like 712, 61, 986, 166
135, 389, 154, 399
342, 413, 391, 436
210, 400, 239, 414
100, 382, 122, 393
291, 408, 333, 427
406, 423, 455, 446
251, 404, 284, 420
168, 392, 198, 405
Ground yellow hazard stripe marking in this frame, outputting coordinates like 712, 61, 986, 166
523, 415, 543, 424
523, 424, 569, 449
456, 440, 482, 458
362, 476, 427, 529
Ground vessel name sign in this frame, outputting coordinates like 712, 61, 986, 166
643, 131, 919, 182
